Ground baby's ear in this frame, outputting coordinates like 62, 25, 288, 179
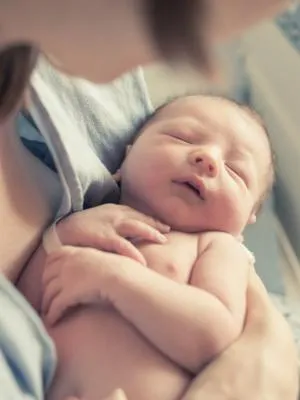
248, 213, 257, 225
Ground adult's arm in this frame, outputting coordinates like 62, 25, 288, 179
182, 270, 299, 400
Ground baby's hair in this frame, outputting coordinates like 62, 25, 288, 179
134, 94, 275, 213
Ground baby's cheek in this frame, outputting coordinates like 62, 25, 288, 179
213, 192, 247, 234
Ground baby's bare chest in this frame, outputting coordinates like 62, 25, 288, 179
136, 231, 199, 283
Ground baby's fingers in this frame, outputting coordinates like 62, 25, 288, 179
44, 291, 72, 325
42, 261, 61, 288
109, 236, 147, 264
42, 278, 61, 316
125, 209, 170, 234
118, 220, 168, 244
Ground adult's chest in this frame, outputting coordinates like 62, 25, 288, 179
137, 231, 199, 283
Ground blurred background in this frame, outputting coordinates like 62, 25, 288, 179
142, 8, 300, 372
143, 5, 300, 304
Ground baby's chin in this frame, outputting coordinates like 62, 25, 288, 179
124, 197, 244, 235
153, 200, 227, 233
157, 211, 245, 236
151, 207, 210, 234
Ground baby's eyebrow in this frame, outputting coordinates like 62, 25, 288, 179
228, 137, 257, 158
167, 118, 199, 130
229, 148, 252, 161
163, 121, 206, 139
231, 153, 258, 182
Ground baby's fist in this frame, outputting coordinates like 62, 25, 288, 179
42, 247, 110, 324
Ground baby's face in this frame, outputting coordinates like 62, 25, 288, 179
120, 96, 271, 235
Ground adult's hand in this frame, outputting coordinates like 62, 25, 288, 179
55, 204, 170, 265
182, 270, 299, 400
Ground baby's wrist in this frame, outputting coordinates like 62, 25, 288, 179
107, 259, 145, 309
105, 264, 128, 306
42, 214, 78, 255
55, 216, 73, 244
43, 223, 63, 254
55, 213, 82, 246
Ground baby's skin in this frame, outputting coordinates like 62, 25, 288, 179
33, 229, 251, 400
19, 95, 270, 400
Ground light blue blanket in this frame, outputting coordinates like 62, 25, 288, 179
0, 276, 56, 399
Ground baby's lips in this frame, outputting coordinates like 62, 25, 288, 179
187, 176, 207, 201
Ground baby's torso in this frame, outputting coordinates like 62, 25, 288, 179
138, 230, 199, 282
46, 231, 199, 400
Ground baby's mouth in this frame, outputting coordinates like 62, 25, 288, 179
184, 181, 205, 201
174, 179, 206, 201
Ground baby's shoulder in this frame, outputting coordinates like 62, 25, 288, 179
197, 231, 236, 250
197, 231, 255, 264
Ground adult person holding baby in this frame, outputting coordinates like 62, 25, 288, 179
0, 1, 297, 399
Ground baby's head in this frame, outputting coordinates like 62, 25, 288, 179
119, 95, 274, 236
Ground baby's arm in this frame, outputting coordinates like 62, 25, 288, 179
43, 233, 251, 373
109, 232, 251, 372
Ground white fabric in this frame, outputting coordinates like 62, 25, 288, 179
29, 58, 153, 219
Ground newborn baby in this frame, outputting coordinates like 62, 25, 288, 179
23, 95, 274, 400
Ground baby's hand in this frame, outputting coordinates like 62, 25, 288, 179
55, 204, 170, 265
42, 246, 113, 325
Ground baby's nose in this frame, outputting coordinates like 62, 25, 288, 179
190, 150, 219, 177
